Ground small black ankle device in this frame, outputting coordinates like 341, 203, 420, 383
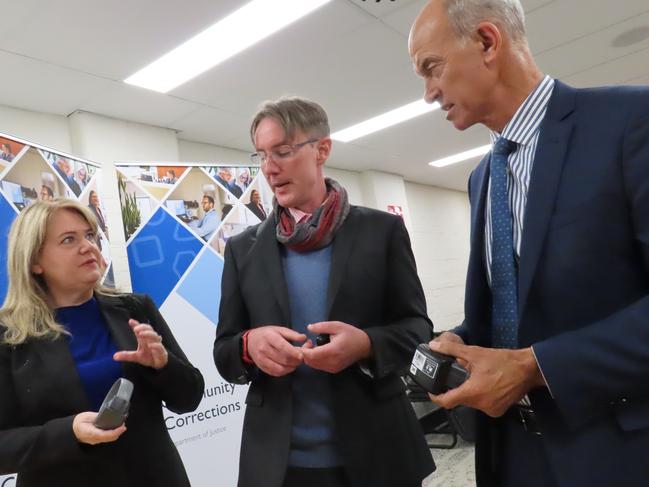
315, 334, 330, 346
94, 378, 134, 430
408, 343, 468, 395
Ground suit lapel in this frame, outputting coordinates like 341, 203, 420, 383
465, 158, 494, 345
470, 157, 490, 253
30, 334, 91, 412
518, 81, 576, 317
326, 207, 359, 315
257, 218, 291, 323
95, 293, 138, 352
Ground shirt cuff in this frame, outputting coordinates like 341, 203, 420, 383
531, 345, 554, 398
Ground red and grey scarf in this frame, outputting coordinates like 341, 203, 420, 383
274, 178, 350, 252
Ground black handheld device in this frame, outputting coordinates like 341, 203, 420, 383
408, 343, 468, 395
94, 378, 134, 430
315, 334, 330, 346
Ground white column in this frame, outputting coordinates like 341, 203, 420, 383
359, 170, 412, 230
68, 111, 180, 291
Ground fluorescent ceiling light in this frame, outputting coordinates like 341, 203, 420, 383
429, 144, 492, 168
125, 0, 332, 93
331, 100, 440, 142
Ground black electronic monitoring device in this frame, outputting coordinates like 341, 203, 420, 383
408, 344, 469, 395
94, 378, 134, 430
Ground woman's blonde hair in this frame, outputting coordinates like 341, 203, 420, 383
0, 198, 117, 345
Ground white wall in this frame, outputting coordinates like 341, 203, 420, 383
405, 182, 470, 331
178, 139, 249, 163
324, 166, 364, 206
0, 105, 71, 153
330, 166, 470, 332
68, 111, 181, 290
0, 104, 471, 330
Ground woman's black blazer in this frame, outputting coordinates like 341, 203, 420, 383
0, 293, 204, 487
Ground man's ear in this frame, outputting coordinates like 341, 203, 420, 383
315, 137, 332, 165
475, 21, 502, 64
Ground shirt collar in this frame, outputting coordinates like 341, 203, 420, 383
490, 75, 555, 147
288, 207, 311, 223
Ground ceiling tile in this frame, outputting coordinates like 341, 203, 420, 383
0, 50, 113, 115
79, 84, 203, 127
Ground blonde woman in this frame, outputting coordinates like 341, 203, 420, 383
0, 199, 204, 487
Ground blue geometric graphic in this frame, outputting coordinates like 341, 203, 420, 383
127, 207, 203, 307
0, 192, 17, 304
177, 249, 224, 324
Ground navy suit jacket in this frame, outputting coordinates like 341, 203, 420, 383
459, 81, 649, 486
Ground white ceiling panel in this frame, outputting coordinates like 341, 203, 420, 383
0, 50, 113, 114
381, 0, 428, 37
0, 0, 243, 80
623, 73, 649, 86
526, 0, 649, 55
536, 11, 649, 80
563, 46, 649, 87
169, 106, 253, 149
171, 1, 374, 108
0, 0, 647, 191
348, 0, 423, 20
78, 84, 204, 128
522, 0, 556, 13
328, 139, 393, 173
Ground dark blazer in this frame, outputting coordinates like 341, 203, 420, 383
459, 81, 649, 487
214, 206, 435, 487
245, 201, 266, 222
0, 293, 204, 487
88, 204, 107, 233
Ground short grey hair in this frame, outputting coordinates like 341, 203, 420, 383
250, 96, 330, 143
444, 0, 526, 44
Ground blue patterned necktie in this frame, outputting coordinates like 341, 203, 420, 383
490, 137, 518, 348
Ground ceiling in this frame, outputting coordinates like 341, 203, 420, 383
1, 0, 648, 191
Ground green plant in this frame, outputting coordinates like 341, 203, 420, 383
118, 174, 141, 240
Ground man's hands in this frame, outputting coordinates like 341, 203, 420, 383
427, 334, 546, 417
302, 321, 372, 374
72, 412, 126, 445
246, 326, 307, 377
113, 319, 168, 370
246, 322, 372, 376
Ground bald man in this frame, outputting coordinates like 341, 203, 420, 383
410, 1, 649, 486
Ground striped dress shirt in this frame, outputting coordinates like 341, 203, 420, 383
482, 76, 556, 401
484, 75, 555, 284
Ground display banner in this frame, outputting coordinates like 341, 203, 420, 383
115, 163, 273, 487
0, 133, 111, 485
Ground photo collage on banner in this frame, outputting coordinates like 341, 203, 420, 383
115, 162, 272, 487
0, 134, 113, 306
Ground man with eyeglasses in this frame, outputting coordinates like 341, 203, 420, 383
188, 195, 220, 241
213, 97, 435, 487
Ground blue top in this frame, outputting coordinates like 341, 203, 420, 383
56, 297, 121, 411
189, 208, 220, 240
282, 246, 341, 468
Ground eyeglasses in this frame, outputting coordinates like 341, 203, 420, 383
250, 138, 319, 165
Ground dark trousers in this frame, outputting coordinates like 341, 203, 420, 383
498, 417, 558, 487
282, 467, 350, 487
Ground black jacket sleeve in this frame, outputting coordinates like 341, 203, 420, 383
0, 333, 87, 474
